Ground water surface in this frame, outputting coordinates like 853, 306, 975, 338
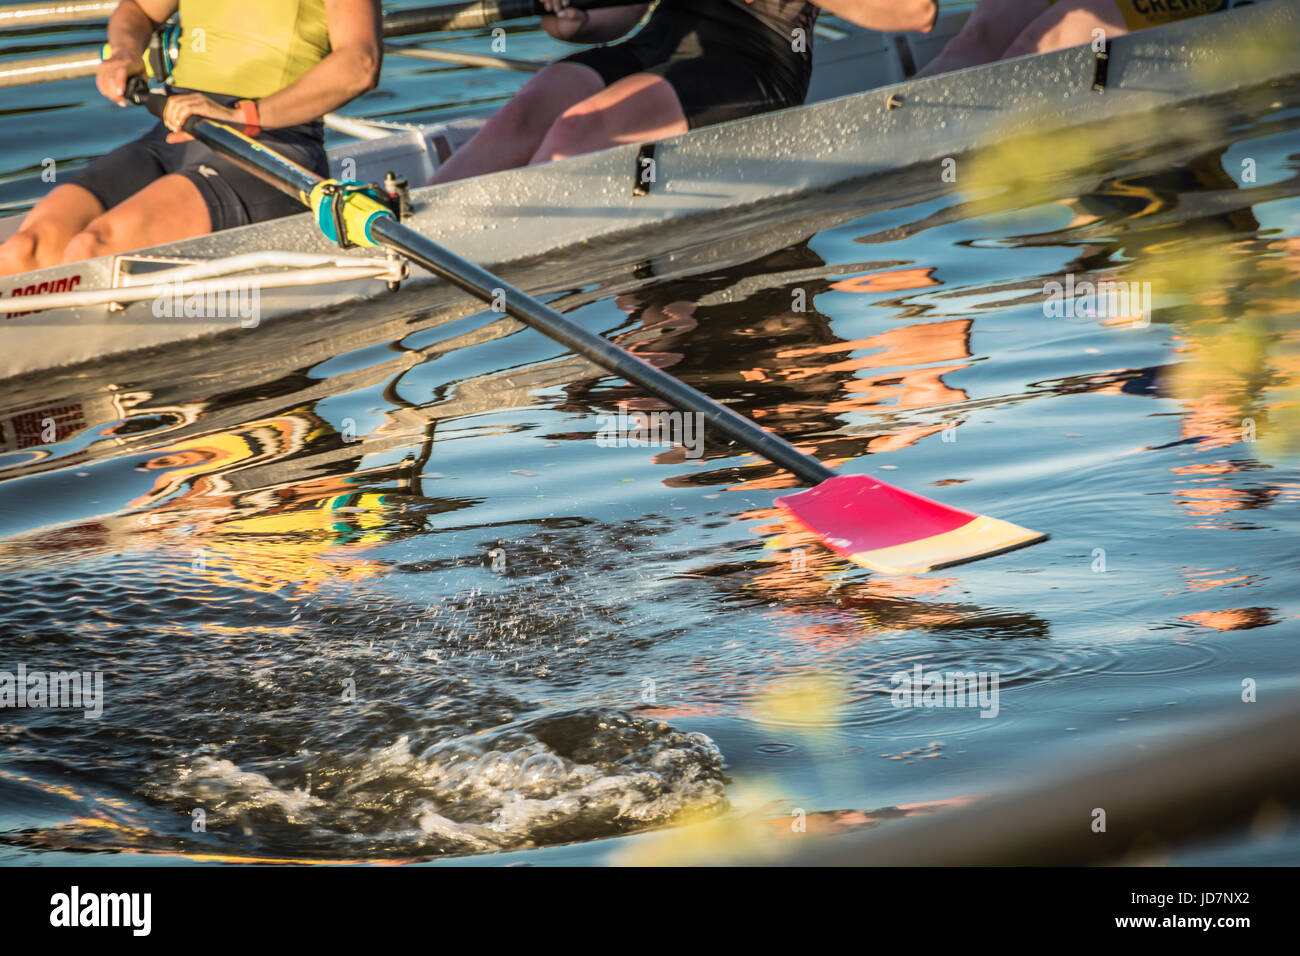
1, 8, 1298, 865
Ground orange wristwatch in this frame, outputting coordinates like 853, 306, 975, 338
237, 99, 261, 137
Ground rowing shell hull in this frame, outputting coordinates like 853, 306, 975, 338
1, 0, 1296, 381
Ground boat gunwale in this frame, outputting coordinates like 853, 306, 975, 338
0, 0, 1296, 382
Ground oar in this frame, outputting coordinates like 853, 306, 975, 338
0, 0, 118, 30
383, 0, 640, 37
382, 43, 544, 73
0, 0, 635, 88
126, 80, 1047, 574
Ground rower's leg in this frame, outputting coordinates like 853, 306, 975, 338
0, 184, 103, 276
915, 0, 1053, 76
530, 72, 687, 164
60, 174, 211, 264
431, 62, 605, 184
1002, 0, 1127, 58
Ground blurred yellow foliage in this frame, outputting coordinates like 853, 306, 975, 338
613, 780, 789, 866
961, 106, 1220, 217
1159, 232, 1300, 463
616, 671, 854, 864
751, 670, 850, 739
1192, 27, 1292, 89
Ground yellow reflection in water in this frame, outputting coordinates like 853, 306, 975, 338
964, 106, 1218, 215
1162, 236, 1300, 466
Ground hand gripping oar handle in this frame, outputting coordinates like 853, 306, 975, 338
128, 79, 172, 123
125, 78, 835, 486
127, 78, 337, 204
384, 0, 641, 38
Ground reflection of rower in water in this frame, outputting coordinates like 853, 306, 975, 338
432, 0, 940, 184
919, 0, 1249, 76
0, 0, 381, 275
1068, 145, 1261, 238
1032, 152, 1300, 545
64, 403, 443, 592
1037, 143, 1264, 330
559, 241, 975, 479
1065, 180, 1295, 633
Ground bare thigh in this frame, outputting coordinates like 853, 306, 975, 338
431, 62, 606, 184
917, 0, 1053, 76
1003, 0, 1128, 58
531, 72, 687, 164
61, 173, 211, 264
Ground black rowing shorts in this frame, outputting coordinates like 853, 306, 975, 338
558, 0, 815, 129
71, 90, 327, 232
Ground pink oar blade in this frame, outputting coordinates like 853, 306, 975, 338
775, 474, 1047, 574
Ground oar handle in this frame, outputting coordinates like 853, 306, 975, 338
127, 74, 206, 135
126, 75, 167, 119
383, 0, 640, 38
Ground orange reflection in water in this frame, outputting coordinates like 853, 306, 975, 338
828, 266, 940, 295
121, 410, 395, 592
0, 405, 407, 595
731, 317, 973, 490
1180, 608, 1281, 632
758, 794, 977, 839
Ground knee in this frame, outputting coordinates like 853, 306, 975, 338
1003, 24, 1057, 59
937, 10, 1008, 64
497, 91, 543, 131
1006, 11, 1116, 58
533, 108, 606, 163
0, 229, 42, 274
61, 222, 114, 264
499, 84, 571, 142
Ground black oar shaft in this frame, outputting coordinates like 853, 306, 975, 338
384, 0, 639, 38
384, 0, 533, 36
200, 124, 320, 199
368, 215, 837, 485
133, 82, 835, 486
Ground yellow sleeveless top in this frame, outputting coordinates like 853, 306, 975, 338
171, 0, 331, 100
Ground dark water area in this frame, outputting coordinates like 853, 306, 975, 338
1, 6, 1298, 865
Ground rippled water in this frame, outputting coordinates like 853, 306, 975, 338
2, 9, 1299, 865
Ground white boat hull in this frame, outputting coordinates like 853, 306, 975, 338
1, 1, 1296, 380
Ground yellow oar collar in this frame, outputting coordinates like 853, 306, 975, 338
308, 179, 397, 249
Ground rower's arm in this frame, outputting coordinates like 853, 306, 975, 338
813, 0, 938, 33
252, 0, 382, 130
108, 0, 176, 54
98, 0, 177, 104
